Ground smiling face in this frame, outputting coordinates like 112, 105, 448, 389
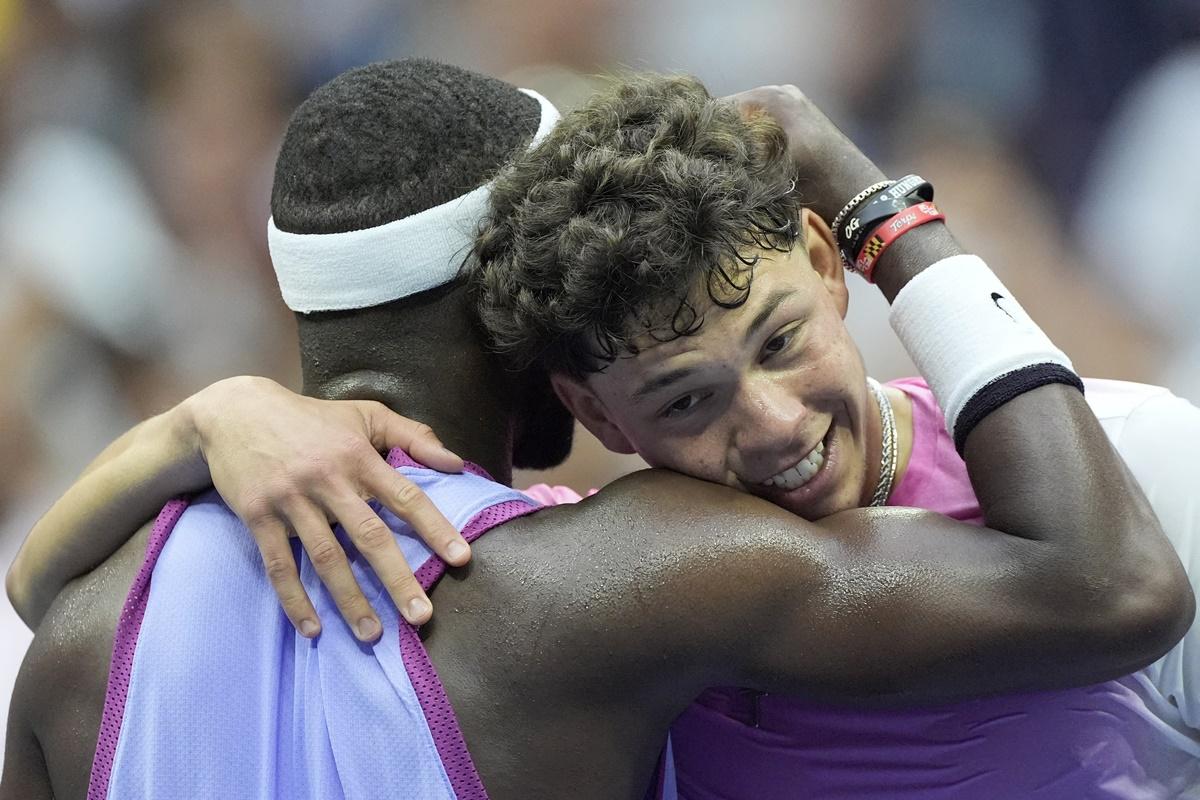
553, 210, 879, 520
471, 73, 888, 513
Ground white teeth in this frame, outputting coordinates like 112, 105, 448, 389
761, 441, 825, 491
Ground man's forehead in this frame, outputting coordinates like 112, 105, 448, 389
620, 263, 764, 354
588, 247, 812, 391
596, 301, 794, 404
586, 341, 706, 405
624, 308, 712, 357
624, 269, 804, 355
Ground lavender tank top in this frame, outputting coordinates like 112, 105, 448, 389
88, 449, 538, 800
662, 378, 1196, 800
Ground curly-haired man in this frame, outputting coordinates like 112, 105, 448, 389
471, 74, 1200, 797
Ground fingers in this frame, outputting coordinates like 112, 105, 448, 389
283, 499, 383, 642
359, 401, 464, 474
249, 515, 322, 638
322, 487, 434, 625
214, 396, 467, 637
360, 455, 471, 568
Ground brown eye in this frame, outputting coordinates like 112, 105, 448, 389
661, 391, 710, 419
764, 330, 794, 356
670, 394, 699, 413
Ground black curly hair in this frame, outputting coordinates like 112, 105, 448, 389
272, 58, 540, 234
471, 72, 802, 380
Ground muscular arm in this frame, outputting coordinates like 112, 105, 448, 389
1105, 387, 1200, 727
1, 523, 150, 800
1, 693, 53, 800
537, 228, 1192, 707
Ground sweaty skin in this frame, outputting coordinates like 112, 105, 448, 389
3, 223, 1191, 800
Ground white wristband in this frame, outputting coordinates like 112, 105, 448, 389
889, 254, 1081, 452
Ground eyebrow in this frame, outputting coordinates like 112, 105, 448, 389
743, 288, 793, 346
630, 288, 796, 405
631, 366, 699, 404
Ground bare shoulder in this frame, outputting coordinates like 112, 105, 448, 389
461, 470, 822, 690
12, 521, 152, 799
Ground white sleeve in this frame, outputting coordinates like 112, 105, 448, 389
1113, 390, 1200, 732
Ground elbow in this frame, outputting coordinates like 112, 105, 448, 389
1116, 552, 1195, 666
1082, 542, 1196, 672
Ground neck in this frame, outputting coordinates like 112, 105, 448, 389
296, 284, 517, 486
305, 368, 515, 486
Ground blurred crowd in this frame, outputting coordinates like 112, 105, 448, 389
1, 0, 1198, 755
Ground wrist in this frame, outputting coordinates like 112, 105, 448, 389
871, 223, 961, 304
806, 163, 887, 225
174, 380, 243, 482
831, 164, 888, 213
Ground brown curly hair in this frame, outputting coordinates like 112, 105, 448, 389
470, 73, 803, 379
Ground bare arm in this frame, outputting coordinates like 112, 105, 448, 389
7, 376, 469, 633
1, 520, 152, 800
749, 225, 1189, 696
0, 686, 53, 800
539, 225, 1191, 706
6, 402, 208, 629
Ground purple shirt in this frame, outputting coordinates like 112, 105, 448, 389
89, 450, 537, 800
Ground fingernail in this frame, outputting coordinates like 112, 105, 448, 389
356, 617, 380, 640
299, 619, 320, 638
446, 540, 469, 562
439, 447, 462, 465
407, 597, 431, 623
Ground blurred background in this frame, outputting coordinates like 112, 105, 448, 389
1, 0, 1198, 755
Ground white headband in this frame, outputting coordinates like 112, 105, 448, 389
268, 88, 560, 313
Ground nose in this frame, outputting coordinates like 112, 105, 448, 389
732, 375, 810, 456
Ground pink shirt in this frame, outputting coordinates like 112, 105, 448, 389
885, 377, 983, 525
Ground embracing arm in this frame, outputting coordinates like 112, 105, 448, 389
742, 231, 1186, 698
6, 402, 208, 629
549, 433, 1185, 709
508, 217, 1190, 704
6, 376, 468, 633
747, 224, 1189, 699
540, 224, 1191, 707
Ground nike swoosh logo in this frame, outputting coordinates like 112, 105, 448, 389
991, 292, 1016, 321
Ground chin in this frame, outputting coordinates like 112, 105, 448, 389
782, 490, 854, 522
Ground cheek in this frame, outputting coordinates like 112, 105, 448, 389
635, 427, 728, 480
789, 333, 861, 394
808, 320, 865, 389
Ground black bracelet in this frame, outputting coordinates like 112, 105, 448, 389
838, 175, 934, 268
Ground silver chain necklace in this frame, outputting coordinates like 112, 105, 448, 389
866, 378, 898, 507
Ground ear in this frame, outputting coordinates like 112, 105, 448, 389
549, 373, 637, 455
801, 208, 849, 319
